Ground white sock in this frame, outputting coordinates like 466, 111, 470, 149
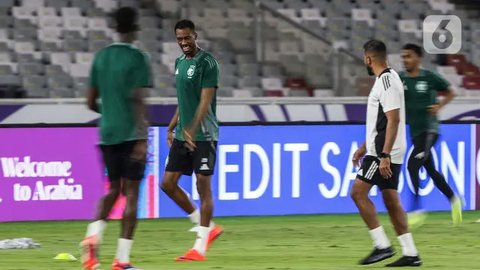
116, 238, 133, 263
85, 220, 107, 242
368, 226, 391, 249
193, 226, 209, 255
188, 209, 200, 224
398, 233, 418, 256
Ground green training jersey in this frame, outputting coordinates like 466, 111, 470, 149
90, 43, 151, 145
174, 49, 219, 141
399, 69, 449, 139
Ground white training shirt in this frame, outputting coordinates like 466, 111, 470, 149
365, 68, 407, 164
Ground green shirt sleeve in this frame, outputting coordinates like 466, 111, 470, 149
132, 52, 151, 89
430, 71, 450, 93
201, 56, 219, 89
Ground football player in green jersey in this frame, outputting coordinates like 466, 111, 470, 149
160, 20, 223, 262
400, 43, 462, 228
82, 7, 150, 270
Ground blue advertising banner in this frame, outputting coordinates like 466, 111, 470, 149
157, 124, 474, 217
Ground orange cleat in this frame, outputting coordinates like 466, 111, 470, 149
207, 224, 224, 250
80, 236, 100, 270
111, 259, 141, 270
175, 248, 206, 262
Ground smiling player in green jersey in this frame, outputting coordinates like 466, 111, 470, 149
399, 43, 462, 228
81, 7, 150, 270
160, 20, 223, 262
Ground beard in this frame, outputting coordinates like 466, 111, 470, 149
365, 65, 374, 76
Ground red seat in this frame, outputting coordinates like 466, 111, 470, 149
463, 76, 480, 89
285, 77, 307, 88
447, 54, 467, 66
463, 63, 480, 77
264, 90, 284, 97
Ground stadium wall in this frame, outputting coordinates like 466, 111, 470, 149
0, 123, 478, 222
0, 97, 480, 124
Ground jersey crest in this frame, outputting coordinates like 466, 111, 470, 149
415, 81, 428, 93
187, 65, 196, 79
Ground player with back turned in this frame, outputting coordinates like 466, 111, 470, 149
81, 7, 151, 270
400, 43, 462, 227
351, 40, 422, 267
160, 19, 223, 262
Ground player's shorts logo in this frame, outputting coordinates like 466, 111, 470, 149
423, 15, 461, 54
187, 65, 196, 79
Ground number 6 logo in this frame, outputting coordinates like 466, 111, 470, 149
423, 15, 462, 54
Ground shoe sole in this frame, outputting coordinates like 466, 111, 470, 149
386, 261, 422, 267
207, 227, 224, 249
360, 252, 396, 265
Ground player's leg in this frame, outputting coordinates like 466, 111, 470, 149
161, 140, 198, 226
422, 134, 462, 225
407, 134, 426, 211
112, 140, 146, 270
381, 164, 422, 267
176, 141, 222, 262
351, 156, 394, 265
81, 144, 121, 270
351, 178, 394, 265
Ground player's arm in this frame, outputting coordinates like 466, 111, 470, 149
86, 55, 100, 113
184, 87, 215, 144
429, 72, 456, 115
86, 87, 100, 113
131, 52, 151, 124
167, 107, 179, 146
184, 57, 219, 148
429, 86, 455, 115
352, 141, 366, 167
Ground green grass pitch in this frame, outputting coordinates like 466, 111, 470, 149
0, 212, 479, 270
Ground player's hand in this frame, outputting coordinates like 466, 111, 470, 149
379, 157, 392, 179
167, 130, 174, 147
183, 129, 196, 151
428, 104, 441, 115
352, 147, 366, 167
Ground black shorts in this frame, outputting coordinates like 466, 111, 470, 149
357, 156, 401, 190
100, 140, 146, 182
166, 139, 217, 176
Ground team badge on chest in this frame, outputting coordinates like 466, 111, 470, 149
187, 65, 196, 79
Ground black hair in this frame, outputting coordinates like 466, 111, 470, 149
174, 19, 196, 32
114, 7, 138, 34
363, 39, 387, 58
402, 43, 423, 57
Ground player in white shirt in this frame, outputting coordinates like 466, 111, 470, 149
351, 40, 422, 267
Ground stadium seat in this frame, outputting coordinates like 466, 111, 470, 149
264, 90, 284, 97
50, 52, 71, 72
18, 62, 44, 75
45, 64, 64, 75
261, 77, 283, 91
94, 0, 119, 13
463, 76, 480, 89
38, 16, 63, 28
0, 65, 13, 75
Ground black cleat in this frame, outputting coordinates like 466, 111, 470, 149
385, 255, 422, 267
359, 247, 396, 265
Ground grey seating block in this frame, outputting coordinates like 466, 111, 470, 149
23, 75, 46, 90
19, 63, 44, 75
87, 30, 108, 41
89, 40, 111, 52
219, 75, 238, 88
64, 39, 87, 52
47, 74, 73, 88
49, 88, 74, 98
45, 65, 65, 76
17, 53, 36, 63
0, 65, 13, 75
0, 0, 14, 7
0, 75, 20, 85
46, 0, 69, 8
40, 41, 61, 52
63, 30, 82, 40
0, 16, 13, 27
71, 0, 94, 13
238, 76, 260, 88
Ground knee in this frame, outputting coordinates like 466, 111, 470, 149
383, 196, 399, 211
109, 186, 121, 198
161, 179, 176, 194
351, 188, 365, 204
196, 175, 212, 199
